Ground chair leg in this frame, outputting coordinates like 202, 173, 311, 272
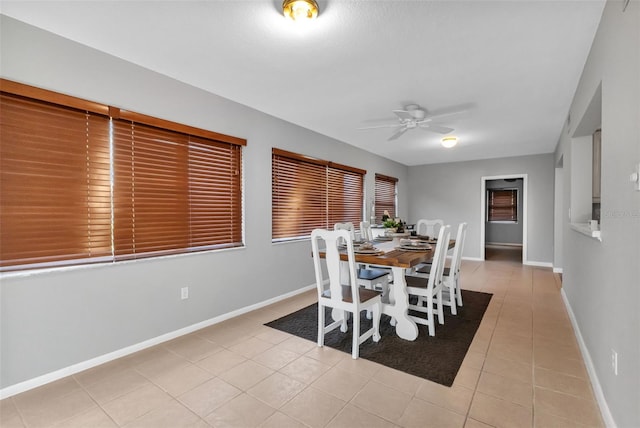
456, 278, 463, 307
426, 295, 435, 336
352, 310, 360, 359
317, 303, 325, 348
340, 310, 348, 333
372, 303, 381, 342
449, 284, 458, 315
437, 289, 444, 325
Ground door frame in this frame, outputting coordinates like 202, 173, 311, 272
480, 174, 528, 263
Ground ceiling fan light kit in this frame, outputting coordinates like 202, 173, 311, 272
441, 136, 458, 148
282, 0, 318, 21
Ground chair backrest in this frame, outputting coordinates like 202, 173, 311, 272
428, 224, 452, 290
311, 229, 361, 305
334, 222, 355, 238
359, 221, 373, 241
334, 222, 356, 245
450, 222, 467, 278
416, 219, 444, 237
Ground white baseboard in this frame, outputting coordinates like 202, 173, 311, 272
462, 256, 484, 262
485, 242, 523, 247
0, 283, 316, 400
553, 267, 563, 273
523, 260, 553, 268
560, 289, 616, 428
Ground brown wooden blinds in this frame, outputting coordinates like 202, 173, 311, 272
328, 165, 364, 229
0, 79, 245, 271
113, 120, 243, 259
487, 189, 518, 222
272, 149, 364, 241
0, 92, 112, 269
375, 173, 398, 222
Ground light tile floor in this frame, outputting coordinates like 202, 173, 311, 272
1, 251, 604, 427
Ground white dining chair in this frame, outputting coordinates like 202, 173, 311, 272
334, 222, 390, 310
334, 222, 356, 240
416, 222, 467, 314
416, 219, 444, 238
311, 229, 382, 359
359, 221, 374, 241
404, 224, 451, 336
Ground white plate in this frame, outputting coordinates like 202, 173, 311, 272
398, 246, 431, 252
400, 239, 430, 247
354, 249, 383, 255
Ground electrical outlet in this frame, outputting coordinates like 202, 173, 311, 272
611, 349, 618, 375
181, 287, 189, 300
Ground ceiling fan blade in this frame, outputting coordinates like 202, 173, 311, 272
424, 102, 476, 119
361, 116, 399, 124
357, 123, 404, 130
419, 124, 454, 134
392, 110, 414, 120
388, 127, 409, 141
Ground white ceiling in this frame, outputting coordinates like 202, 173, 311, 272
1, 0, 605, 166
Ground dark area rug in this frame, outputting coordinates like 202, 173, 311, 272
265, 289, 492, 387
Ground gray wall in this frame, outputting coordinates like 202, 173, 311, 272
555, 1, 640, 426
553, 164, 564, 271
407, 154, 555, 264
0, 16, 409, 389
485, 179, 524, 245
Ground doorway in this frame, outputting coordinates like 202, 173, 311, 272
480, 174, 528, 263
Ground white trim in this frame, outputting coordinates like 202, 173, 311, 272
462, 256, 484, 262
553, 267, 563, 274
485, 242, 523, 247
523, 260, 553, 268
480, 174, 528, 263
561, 289, 617, 428
0, 283, 316, 400
570, 222, 602, 241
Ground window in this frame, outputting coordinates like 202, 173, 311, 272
487, 189, 518, 222
112, 120, 243, 260
0, 92, 112, 268
272, 148, 364, 241
374, 173, 398, 222
0, 79, 245, 271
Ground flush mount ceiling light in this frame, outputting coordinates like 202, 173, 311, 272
282, 0, 319, 21
441, 136, 458, 148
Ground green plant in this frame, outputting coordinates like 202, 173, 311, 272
383, 218, 400, 228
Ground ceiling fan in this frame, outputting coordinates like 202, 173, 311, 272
358, 104, 455, 141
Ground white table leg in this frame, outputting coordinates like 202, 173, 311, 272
382, 267, 418, 341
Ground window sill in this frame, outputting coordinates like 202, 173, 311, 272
570, 223, 602, 241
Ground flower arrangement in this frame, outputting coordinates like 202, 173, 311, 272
382, 210, 405, 232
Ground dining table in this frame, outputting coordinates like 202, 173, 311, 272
321, 236, 454, 341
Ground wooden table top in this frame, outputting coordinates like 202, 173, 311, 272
351, 239, 433, 268
321, 239, 453, 269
